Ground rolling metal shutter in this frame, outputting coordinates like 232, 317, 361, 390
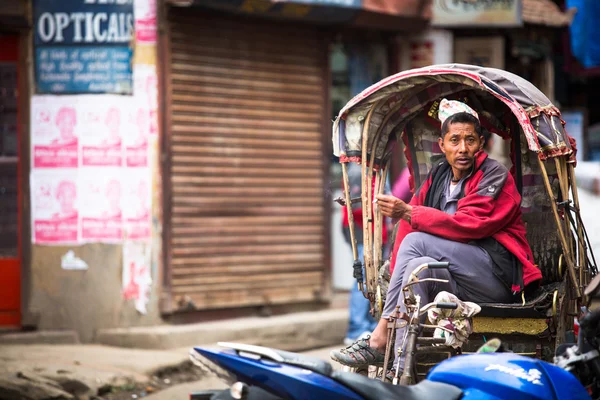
164, 8, 329, 311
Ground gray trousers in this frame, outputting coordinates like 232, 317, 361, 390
381, 232, 513, 370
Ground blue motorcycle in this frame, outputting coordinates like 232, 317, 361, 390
188, 274, 600, 400
189, 336, 594, 400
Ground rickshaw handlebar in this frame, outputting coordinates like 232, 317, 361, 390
427, 262, 450, 269
435, 302, 458, 310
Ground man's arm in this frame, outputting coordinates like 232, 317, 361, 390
410, 192, 520, 242
411, 165, 521, 242
378, 163, 521, 243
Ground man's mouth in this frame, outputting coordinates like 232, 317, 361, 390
456, 157, 471, 165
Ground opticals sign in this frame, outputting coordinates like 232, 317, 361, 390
33, 0, 134, 94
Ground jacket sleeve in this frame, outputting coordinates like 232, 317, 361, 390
389, 175, 428, 273
410, 168, 521, 242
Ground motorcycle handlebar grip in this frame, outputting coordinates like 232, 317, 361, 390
427, 262, 450, 269
436, 302, 458, 310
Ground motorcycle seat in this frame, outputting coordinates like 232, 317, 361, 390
216, 343, 334, 377
332, 371, 462, 400
272, 349, 334, 376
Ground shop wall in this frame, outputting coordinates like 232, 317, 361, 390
397, 29, 453, 71
26, 0, 163, 341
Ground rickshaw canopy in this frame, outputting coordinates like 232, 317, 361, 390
332, 64, 575, 167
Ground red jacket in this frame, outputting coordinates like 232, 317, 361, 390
390, 151, 542, 292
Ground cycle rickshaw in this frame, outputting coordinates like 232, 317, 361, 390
332, 63, 598, 382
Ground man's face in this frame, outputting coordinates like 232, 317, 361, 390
57, 115, 75, 138
438, 122, 483, 178
57, 185, 76, 211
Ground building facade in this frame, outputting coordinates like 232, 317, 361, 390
0, 0, 429, 341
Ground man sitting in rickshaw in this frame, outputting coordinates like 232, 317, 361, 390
331, 99, 543, 380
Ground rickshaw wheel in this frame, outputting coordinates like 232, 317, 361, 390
553, 284, 574, 350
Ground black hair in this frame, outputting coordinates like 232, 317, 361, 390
440, 112, 482, 138
481, 127, 492, 144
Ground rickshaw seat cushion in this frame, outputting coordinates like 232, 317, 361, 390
476, 282, 560, 318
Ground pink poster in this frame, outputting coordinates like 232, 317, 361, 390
123, 169, 151, 240
124, 108, 149, 167
80, 168, 123, 242
134, 66, 158, 137
135, 0, 157, 44
122, 241, 152, 314
31, 97, 79, 168
81, 104, 124, 167
31, 170, 79, 244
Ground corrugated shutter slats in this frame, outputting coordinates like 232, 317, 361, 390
167, 9, 327, 310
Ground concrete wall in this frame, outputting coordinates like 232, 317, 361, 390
28, 244, 163, 342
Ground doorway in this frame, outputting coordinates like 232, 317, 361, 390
0, 35, 21, 328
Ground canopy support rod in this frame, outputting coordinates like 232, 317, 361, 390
538, 157, 581, 299
568, 163, 590, 292
362, 103, 381, 298
341, 162, 362, 292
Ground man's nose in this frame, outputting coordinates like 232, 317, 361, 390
458, 140, 467, 152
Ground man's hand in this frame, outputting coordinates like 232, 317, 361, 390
375, 194, 412, 223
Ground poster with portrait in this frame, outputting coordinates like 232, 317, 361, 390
122, 241, 152, 314
31, 169, 79, 244
80, 97, 126, 167
123, 168, 152, 240
31, 96, 79, 168
79, 168, 123, 242
124, 106, 150, 167
135, 0, 157, 45
134, 65, 158, 137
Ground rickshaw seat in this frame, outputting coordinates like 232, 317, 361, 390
476, 282, 561, 318
474, 211, 563, 318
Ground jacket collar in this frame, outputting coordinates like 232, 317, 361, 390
474, 150, 488, 171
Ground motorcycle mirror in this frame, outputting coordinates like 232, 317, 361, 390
584, 274, 600, 298
476, 338, 506, 354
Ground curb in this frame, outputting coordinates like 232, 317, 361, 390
0, 330, 80, 345
95, 309, 349, 352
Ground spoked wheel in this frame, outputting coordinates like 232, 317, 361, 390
553, 282, 575, 351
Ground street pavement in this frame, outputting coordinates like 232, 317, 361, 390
0, 343, 345, 400
144, 345, 344, 400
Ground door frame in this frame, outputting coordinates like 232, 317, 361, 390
0, 32, 28, 329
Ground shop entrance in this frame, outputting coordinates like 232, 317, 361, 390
0, 35, 21, 328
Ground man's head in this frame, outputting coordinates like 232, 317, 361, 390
55, 107, 77, 139
438, 111, 484, 180
56, 180, 76, 212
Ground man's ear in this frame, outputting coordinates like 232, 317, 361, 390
438, 136, 445, 154
479, 136, 484, 151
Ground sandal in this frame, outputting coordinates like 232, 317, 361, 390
329, 336, 386, 367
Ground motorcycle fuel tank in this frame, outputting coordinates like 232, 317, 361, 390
427, 353, 590, 400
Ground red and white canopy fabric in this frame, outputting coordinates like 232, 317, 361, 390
332, 64, 575, 166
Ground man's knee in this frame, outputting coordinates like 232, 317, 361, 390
405, 256, 450, 280
399, 232, 432, 254
405, 256, 435, 277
